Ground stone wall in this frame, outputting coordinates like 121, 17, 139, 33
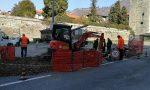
68, 23, 130, 41
129, 0, 150, 35
0, 15, 130, 42
0, 15, 47, 41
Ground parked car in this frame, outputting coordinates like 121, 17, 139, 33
9, 37, 20, 46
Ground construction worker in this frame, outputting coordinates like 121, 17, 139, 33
107, 38, 112, 54
93, 38, 98, 50
99, 33, 106, 52
117, 35, 124, 60
20, 34, 29, 57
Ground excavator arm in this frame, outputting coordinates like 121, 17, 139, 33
74, 31, 100, 50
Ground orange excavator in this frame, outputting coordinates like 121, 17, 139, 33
50, 24, 100, 51
49, 24, 103, 72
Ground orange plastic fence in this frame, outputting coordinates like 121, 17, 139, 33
83, 50, 99, 67
0, 46, 15, 61
128, 35, 144, 55
51, 50, 103, 72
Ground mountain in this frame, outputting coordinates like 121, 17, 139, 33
69, 0, 130, 17
120, 0, 130, 11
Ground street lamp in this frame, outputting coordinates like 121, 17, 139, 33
50, 0, 54, 29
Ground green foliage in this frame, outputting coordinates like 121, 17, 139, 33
88, 0, 99, 22
108, 1, 128, 24
109, 1, 121, 24
90, 0, 97, 15
43, 0, 68, 19
11, 0, 36, 18
49, 14, 131, 30
55, 14, 74, 23
88, 22, 131, 30
129, 29, 135, 35
120, 6, 129, 24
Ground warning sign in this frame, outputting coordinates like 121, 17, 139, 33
111, 49, 120, 60
128, 35, 144, 55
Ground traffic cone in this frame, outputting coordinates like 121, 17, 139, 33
20, 68, 28, 80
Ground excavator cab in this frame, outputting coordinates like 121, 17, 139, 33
50, 24, 72, 51
52, 24, 72, 42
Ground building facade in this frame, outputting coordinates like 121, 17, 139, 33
129, 0, 150, 35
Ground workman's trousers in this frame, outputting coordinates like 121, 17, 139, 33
118, 49, 124, 60
21, 47, 27, 57
107, 47, 111, 54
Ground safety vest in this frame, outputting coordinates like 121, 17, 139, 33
118, 37, 124, 49
21, 36, 28, 47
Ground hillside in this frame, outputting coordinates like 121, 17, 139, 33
69, 0, 130, 16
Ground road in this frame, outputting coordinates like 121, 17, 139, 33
0, 56, 150, 90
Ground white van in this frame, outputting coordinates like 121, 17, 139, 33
0, 32, 9, 46
9, 37, 20, 46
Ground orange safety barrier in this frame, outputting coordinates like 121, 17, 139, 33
0, 46, 15, 61
0, 46, 7, 61
82, 50, 99, 68
73, 51, 83, 64
7, 46, 15, 61
51, 51, 71, 64
51, 51, 83, 72
51, 50, 103, 72
128, 35, 144, 55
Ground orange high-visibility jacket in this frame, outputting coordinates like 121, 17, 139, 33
21, 36, 28, 47
118, 37, 124, 49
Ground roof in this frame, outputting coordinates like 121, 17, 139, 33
66, 13, 81, 19
70, 7, 110, 17
36, 10, 44, 15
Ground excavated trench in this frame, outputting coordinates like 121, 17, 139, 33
0, 56, 51, 76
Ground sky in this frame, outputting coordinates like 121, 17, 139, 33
0, 0, 117, 11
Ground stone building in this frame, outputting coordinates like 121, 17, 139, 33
129, 0, 150, 35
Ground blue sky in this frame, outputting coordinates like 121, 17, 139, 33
0, 0, 117, 11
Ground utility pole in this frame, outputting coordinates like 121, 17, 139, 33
51, 0, 54, 24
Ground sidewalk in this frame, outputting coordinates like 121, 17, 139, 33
15, 43, 49, 57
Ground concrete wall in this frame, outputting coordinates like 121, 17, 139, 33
0, 15, 47, 41
129, 0, 150, 35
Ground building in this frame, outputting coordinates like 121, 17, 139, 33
35, 10, 44, 20
129, 0, 150, 35
66, 13, 81, 19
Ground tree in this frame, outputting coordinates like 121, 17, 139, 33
43, 0, 68, 19
108, 1, 121, 24
11, 0, 36, 18
109, 1, 129, 24
88, 0, 98, 22
120, 6, 129, 24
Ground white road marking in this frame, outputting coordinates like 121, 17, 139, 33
0, 75, 51, 87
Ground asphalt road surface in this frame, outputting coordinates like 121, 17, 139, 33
0, 56, 150, 90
